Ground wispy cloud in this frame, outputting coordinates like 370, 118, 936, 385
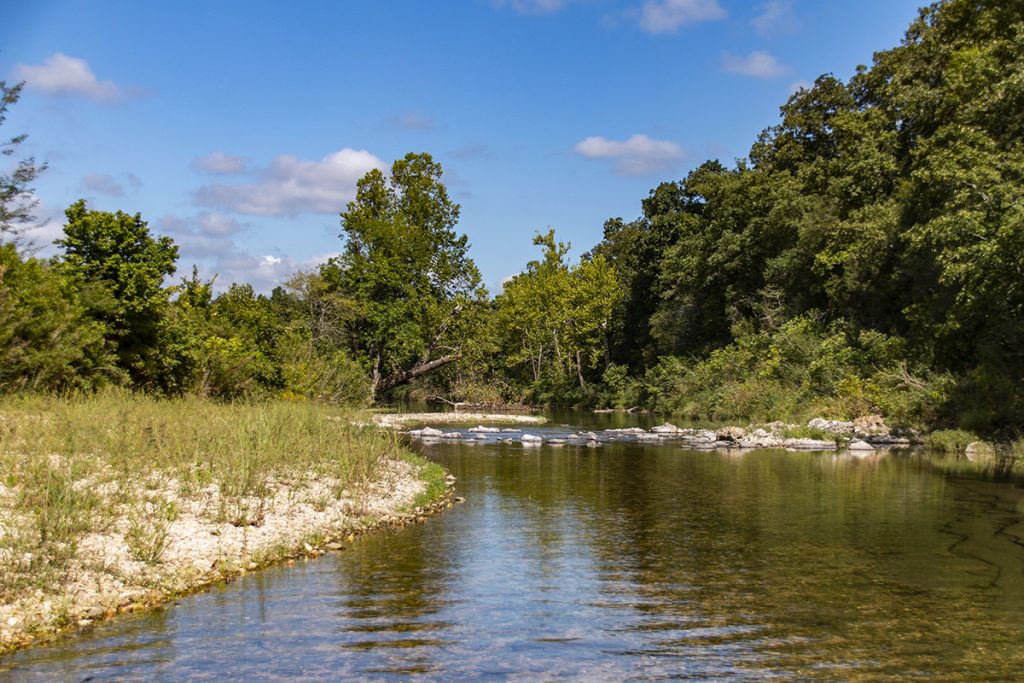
13, 53, 127, 103
391, 111, 435, 131
634, 0, 726, 34
80, 172, 142, 197
493, 0, 572, 14
574, 133, 686, 176
194, 148, 385, 216
722, 51, 788, 78
192, 151, 249, 175
752, 1, 798, 37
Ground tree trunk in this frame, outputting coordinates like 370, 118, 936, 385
576, 350, 586, 389
377, 353, 461, 394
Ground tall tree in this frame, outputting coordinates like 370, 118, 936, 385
324, 152, 486, 399
0, 81, 46, 239
56, 200, 182, 390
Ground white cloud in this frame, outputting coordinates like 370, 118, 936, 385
752, 1, 798, 37
194, 148, 385, 216
636, 0, 725, 34
493, 0, 571, 14
391, 112, 435, 131
574, 133, 686, 176
722, 51, 788, 78
81, 173, 125, 197
13, 53, 124, 103
197, 212, 242, 236
192, 151, 249, 175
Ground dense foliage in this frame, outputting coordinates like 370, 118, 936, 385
0, 0, 1020, 433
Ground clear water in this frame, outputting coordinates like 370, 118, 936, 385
4, 415, 1024, 680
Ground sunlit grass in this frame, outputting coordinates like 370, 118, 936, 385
0, 390, 412, 601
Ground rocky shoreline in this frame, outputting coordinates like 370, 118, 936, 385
402, 413, 919, 453
0, 457, 455, 656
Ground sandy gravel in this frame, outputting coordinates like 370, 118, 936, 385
0, 456, 443, 654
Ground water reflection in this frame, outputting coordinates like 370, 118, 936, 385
4, 426, 1024, 680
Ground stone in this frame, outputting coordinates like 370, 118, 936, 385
715, 426, 746, 442
419, 426, 443, 438
651, 422, 681, 434
965, 441, 996, 463
441, 432, 463, 439
807, 418, 854, 435
468, 425, 501, 433
847, 440, 874, 451
852, 414, 890, 437
784, 438, 838, 450
521, 434, 543, 443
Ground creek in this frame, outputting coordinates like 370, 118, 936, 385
4, 412, 1024, 680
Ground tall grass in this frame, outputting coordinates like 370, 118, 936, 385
0, 390, 404, 600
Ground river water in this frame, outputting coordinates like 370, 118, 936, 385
4, 414, 1024, 680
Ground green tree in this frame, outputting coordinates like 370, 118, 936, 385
56, 200, 182, 391
0, 243, 112, 391
0, 81, 46, 239
324, 152, 487, 399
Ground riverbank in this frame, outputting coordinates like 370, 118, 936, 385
372, 411, 547, 429
0, 394, 453, 655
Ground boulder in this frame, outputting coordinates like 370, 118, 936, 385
847, 440, 874, 451
715, 426, 747, 442
651, 422, 682, 434
965, 441, 996, 463
521, 434, 543, 443
468, 425, 501, 433
852, 414, 890, 438
807, 418, 854, 435
441, 432, 463, 439
418, 426, 443, 438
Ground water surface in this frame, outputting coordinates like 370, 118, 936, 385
4, 416, 1024, 680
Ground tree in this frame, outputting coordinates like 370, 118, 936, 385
495, 229, 621, 398
56, 199, 182, 390
0, 243, 112, 391
324, 152, 486, 399
1, 81, 46, 239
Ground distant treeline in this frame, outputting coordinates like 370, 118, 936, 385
1, 0, 1021, 434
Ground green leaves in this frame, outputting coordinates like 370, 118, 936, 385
331, 153, 485, 397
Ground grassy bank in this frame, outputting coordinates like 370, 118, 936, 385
0, 392, 451, 653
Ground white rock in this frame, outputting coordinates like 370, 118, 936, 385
419, 427, 443, 437
521, 434, 543, 443
468, 426, 501, 433
651, 422, 681, 434
848, 440, 874, 451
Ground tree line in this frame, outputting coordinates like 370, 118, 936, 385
2, 0, 1021, 433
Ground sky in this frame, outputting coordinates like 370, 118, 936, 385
2, 0, 924, 294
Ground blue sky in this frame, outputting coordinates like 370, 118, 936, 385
3, 0, 923, 293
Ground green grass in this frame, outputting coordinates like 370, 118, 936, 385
923, 429, 979, 455
0, 389, 436, 602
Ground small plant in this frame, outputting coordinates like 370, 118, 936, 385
924, 429, 978, 455
125, 498, 178, 564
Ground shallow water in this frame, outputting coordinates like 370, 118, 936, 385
4, 416, 1024, 680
